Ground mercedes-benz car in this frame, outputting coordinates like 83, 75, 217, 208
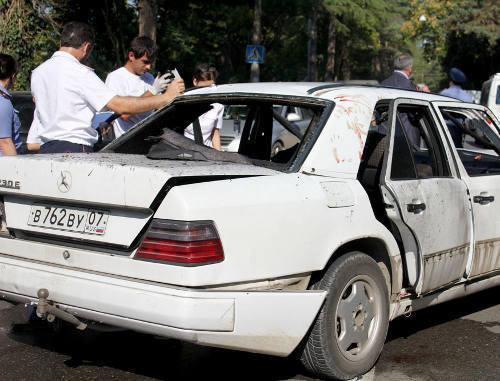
0, 83, 499, 380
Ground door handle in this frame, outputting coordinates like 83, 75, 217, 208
473, 195, 494, 205
407, 202, 426, 214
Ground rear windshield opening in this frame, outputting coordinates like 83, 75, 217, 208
105, 98, 326, 170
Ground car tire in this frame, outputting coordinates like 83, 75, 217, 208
300, 251, 389, 380
271, 141, 284, 156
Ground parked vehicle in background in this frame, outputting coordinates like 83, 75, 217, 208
220, 104, 312, 155
467, 90, 481, 104
0, 83, 498, 380
481, 73, 500, 121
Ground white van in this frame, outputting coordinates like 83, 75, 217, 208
481, 73, 500, 121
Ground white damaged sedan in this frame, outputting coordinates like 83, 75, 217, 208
1, 82, 499, 380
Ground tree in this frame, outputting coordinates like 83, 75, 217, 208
403, 0, 500, 88
307, 0, 319, 81
324, 9, 336, 81
138, 0, 157, 42
0, 0, 58, 90
322, 0, 389, 81
48, 0, 138, 77
250, 0, 262, 82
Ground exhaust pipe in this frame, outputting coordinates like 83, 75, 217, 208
35, 288, 87, 330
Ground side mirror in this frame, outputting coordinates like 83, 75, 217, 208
286, 112, 301, 122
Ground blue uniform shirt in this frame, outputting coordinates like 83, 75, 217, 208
440, 84, 473, 103
440, 85, 473, 147
0, 85, 22, 156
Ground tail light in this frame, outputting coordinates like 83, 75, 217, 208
135, 219, 224, 265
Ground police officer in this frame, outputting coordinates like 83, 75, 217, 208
440, 68, 473, 147
0, 53, 22, 156
440, 67, 473, 103
30, 22, 184, 154
105, 36, 172, 138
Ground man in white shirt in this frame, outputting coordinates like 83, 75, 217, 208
105, 36, 171, 138
30, 22, 184, 154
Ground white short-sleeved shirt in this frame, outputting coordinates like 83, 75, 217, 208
105, 67, 154, 138
184, 103, 224, 148
30, 51, 116, 146
26, 117, 41, 145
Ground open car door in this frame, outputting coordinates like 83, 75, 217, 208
380, 98, 473, 295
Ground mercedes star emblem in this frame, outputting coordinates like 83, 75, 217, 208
57, 170, 72, 193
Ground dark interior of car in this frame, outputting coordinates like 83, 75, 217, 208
441, 109, 500, 176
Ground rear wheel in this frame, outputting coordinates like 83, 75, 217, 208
300, 252, 389, 380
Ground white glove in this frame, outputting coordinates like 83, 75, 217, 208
150, 72, 173, 95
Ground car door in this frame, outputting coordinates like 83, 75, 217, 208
432, 101, 500, 278
380, 99, 473, 295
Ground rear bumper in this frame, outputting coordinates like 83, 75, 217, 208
0, 254, 325, 356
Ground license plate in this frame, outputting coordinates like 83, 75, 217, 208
27, 204, 109, 235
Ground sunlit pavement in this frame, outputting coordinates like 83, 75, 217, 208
0, 286, 498, 381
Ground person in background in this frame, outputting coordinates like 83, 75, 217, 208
0, 53, 23, 156
380, 53, 420, 145
440, 68, 473, 147
105, 36, 172, 138
381, 53, 416, 90
183, 64, 222, 150
440, 68, 473, 103
30, 21, 184, 154
417, 83, 430, 93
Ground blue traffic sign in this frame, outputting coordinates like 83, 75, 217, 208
246, 45, 265, 63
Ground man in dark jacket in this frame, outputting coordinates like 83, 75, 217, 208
381, 53, 415, 90
380, 54, 420, 145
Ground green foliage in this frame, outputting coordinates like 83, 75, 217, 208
442, 31, 500, 90
404, 0, 499, 88
156, 1, 254, 83
47, 0, 138, 78
0, 0, 58, 90
3, 0, 495, 91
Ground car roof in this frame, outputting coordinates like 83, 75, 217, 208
183, 82, 461, 103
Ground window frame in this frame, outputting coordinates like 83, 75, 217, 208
431, 101, 500, 177
382, 98, 454, 185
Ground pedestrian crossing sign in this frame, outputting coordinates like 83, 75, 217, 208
246, 45, 265, 63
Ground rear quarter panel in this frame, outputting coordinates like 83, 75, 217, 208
154, 173, 401, 287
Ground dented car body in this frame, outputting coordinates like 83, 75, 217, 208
0, 83, 499, 380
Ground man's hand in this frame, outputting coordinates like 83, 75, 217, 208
107, 78, 185, 115
97, 122, 112, 136
150, 72, 173, 95
163, 78, 185, 100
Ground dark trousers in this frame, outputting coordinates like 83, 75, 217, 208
38, 140, 94, 154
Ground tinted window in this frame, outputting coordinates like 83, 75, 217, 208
391, 116, 417, 179
496, 85, 500, 104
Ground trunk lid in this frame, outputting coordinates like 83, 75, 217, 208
1, 153, 277, 248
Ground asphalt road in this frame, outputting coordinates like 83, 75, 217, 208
0, 286, 498, 381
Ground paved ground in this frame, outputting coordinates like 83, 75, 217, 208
0, 286, 498, 381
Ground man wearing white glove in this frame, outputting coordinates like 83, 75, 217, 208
105, 36, 174, 138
